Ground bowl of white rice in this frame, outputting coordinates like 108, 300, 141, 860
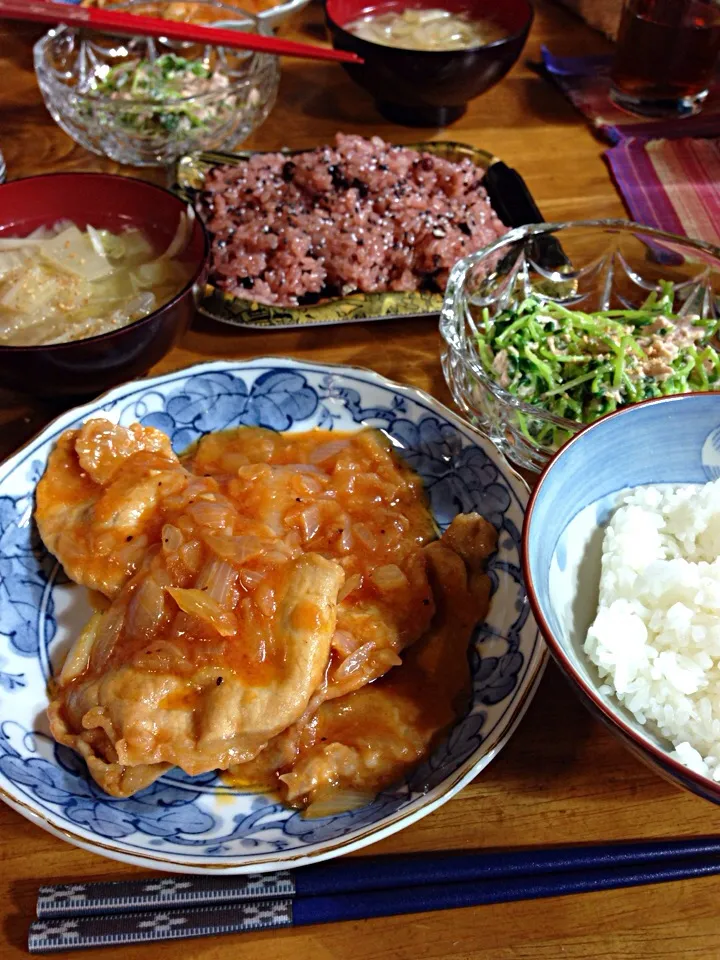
523, 391, 720, 803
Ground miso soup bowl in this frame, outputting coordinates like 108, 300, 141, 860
0, 173, 209, 398
326, 0, 534, 127
524, 393, 720, 805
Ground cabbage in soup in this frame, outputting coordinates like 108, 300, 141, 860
345, 7, 506, 51
0, 214, 194, 347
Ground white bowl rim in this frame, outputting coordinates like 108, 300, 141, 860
522, 390, 720, 799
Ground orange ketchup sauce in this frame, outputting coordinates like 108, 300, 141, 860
91, 427, 433, 682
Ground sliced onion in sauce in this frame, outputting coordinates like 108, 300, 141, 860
176, 514, 195, 535
303, 790, 376, 819
308, 439, 351, 466
279, 462, 326, 475
201, 530, 266, 565
263, 549, 295, 566
217, 452, 250, 473
353, 523, 377, 550
195, 557, 239, 608
338, 526, 354, 553
126, 575, 167, 641
331, 628, 358, 657
370, 564, 408, 592
59, 612, 102, 685
161, 523, 184, 554
298, 504, 321, 542
334, 641, 376, 681
150, 565, 173, 588
134, 640, 192, 674
337, 572, 363, 602
238, 568, 266, 591
167, 587, 237, 637
180, 539, 204, 573
89, 603, 126, 672
254, 582, 276, 618
187, 499, 236, 530
283, 529, 303, 554
114, 533, 149, 568
372, 647, 403, 672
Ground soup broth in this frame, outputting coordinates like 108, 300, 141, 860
345, 7, 506, 51
0, 216, 193, 347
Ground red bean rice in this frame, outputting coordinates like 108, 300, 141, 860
199, 133, 506, 306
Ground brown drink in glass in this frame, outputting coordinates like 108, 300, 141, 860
610, 0, 720, 117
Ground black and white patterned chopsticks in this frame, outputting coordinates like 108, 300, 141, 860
36, 873, 296, 918
29, 838, 720, 953
30, 899, 294, 953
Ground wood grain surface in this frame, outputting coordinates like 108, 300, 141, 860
1, 2, 718, 958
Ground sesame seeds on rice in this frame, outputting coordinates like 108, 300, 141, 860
199, 133, 507, 307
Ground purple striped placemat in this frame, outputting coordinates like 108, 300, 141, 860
540, 48, 720, 243
605, 137, 720, 243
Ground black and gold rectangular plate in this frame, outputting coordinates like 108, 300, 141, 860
173, 142, 546, 330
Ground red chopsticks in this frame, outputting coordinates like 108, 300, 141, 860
0, 0, 363, 64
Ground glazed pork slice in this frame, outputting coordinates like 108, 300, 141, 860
191, 426, 438, 700
48, 554, 344, 797
279, 514, 496, 810
35, 419, 189, 599
231, 513, 497, 809
37, 420, 440, 800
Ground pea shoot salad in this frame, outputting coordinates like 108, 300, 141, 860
474, 284, 720, 433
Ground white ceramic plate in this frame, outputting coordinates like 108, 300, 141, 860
0, 359, 546, 873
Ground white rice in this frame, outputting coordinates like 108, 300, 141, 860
585, 478, 720, 781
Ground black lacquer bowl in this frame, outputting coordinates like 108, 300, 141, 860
326, 0, 534, 127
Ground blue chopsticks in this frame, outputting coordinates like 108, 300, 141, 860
29, 837, 720, 953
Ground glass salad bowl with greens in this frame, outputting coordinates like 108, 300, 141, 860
34, 0, 279, 167
440, 220, 720, 472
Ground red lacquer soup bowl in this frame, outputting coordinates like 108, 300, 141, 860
0, 173, 209, 398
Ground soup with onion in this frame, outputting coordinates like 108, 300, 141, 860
0, 212, 194, 347
345, 7, 506, 52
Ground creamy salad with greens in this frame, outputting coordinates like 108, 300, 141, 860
91, 53, 235, 137
475, 282, 720, 445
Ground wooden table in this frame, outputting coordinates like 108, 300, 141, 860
1, 3, 718, 958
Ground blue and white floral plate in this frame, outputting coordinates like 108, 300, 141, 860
0, 359, 546, 874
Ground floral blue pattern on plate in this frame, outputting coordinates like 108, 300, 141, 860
0, 359, 546, 873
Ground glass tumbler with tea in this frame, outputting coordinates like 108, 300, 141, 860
610, 0, 720, 118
